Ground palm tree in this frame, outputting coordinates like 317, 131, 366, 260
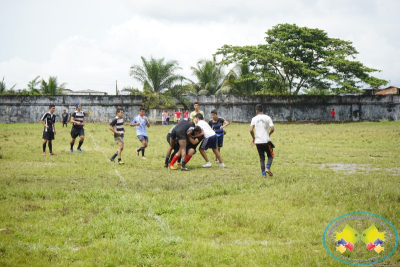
0, 77, 16, 94
27, 76, 41, 95
130, 56, 183, 93
129, 56, 184, 108
215, 64, 259, 95
190, 56, 225, 95
40, 76, 66, 95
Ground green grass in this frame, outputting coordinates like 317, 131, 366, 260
0, 122, 399, 266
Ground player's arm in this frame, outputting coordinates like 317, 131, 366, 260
192, 128, 204, 138
41, 119, 48, 128
269, 126, 275, 136
130, 118, 138, 127
250, 125, 255, 145
145, 116, 150, 128
221, 119, 229, 128
70, 115, 82, 125
188, 136, 200, 145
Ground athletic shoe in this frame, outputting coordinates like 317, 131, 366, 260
219, 163, 225, 168
70, 149, 73, 153
42, 152, 46, 156
142, 156, 146, 160
202, 162, 212, 168
77, 148, 82, 153
265, 168, 273, 176
50, 153, 56, 156
181, 167, 189, 171
118, 161, 124, 165
262, 171, 267, 178
164, 163, 168, 168
169, 165, 177, 170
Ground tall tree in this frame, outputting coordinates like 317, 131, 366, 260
26, 76, 41, 95
217, 24, 388, 95
40, 76, 66, 95
129, 56, 185, 108
190, 56, 225, 95
216, 63, 261, 95
0, 77, 16, 94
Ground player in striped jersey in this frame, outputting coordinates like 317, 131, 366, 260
70, 103, 85, 153
40, 104, 57, 156
109, 108, 125, 164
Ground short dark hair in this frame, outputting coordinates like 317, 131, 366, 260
195, 113, 204, 120
211, 109, 218, 115
194, 102, 199, 105
49, 104, 55, 109
255, 104, 263, 112
140, 107, 145, 111
116, 107, 124, 114
193, 126, 202, 133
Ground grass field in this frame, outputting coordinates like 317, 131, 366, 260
0, 121, 399, 266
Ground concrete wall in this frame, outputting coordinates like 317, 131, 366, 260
0, 94, 398, 123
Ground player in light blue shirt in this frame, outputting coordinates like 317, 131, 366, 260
130, 107, 150, 159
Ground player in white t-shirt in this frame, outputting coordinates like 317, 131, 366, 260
194, 113, 225, 168
250, 104, 275, 177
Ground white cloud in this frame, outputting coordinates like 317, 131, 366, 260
1, 0, 399, 94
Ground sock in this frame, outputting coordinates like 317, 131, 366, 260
185, 155, 192, 164
118, 158, 121, 162
111, 151, 118, 160
78, 141, 83, 149
48, 142, 52, 153
165, 156, 170, 165
181, 160, 186, 168
170, 155, 179, 166
177, 156, 181, 164
43, 143, 46, 152
266, 164, 271, 170
70, 142, 74, 150
141, 147, 145, 157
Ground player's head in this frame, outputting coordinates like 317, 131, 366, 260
63, 109, 66, 113
76, 103, 81, 110
193, 126, 202, 135
195, 113, 204, 123
211, 109, 218, 120
49, 104, 55, 113
255, 104, 263, 114
116, 107, 124, 118
194, 102, 199, 110
139, 107, 145, 116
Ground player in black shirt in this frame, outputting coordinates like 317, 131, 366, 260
70, 103, 85, 153
164, 120, 195, 170
40, 105, 56, 156
62, 110, 69, 127
209, 109, 229, 163
169, 126, 203, 170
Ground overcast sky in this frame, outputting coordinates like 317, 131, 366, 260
1, 0, 399, 95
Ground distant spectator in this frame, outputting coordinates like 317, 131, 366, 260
62, 110, 69, 127
175, 109, 182, 124
190, 102, 204, 123
162, 110, 168, 126
184, 109, 189, 121
331, 108, 336, 121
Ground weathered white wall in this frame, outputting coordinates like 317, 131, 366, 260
0, 94, 398, 123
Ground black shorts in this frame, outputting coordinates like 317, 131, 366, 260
186, 145, 197, 155
42, 131, 54, 140
62, 120, 68, 124
170, 129, 186, 141
71, 128, 85, 139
